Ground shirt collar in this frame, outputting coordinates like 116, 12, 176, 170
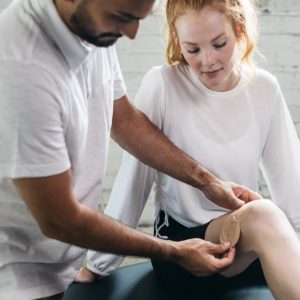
35, 0, 94, 72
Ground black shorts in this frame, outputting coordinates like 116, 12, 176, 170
151, 211, 267, 293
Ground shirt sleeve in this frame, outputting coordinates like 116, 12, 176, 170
111, 46, 127, 101
0, 60, 70, 178
260, 78, 300, 239
87, 67, 166, 275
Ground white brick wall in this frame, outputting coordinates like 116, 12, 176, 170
1, 0, 300, 224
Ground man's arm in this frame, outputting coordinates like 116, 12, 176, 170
111, 96, 262, 210
13, 170, 235, 277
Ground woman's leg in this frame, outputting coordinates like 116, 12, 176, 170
151, 210, 265, 293
205, 199, 300, 300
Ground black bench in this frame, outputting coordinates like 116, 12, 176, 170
64, 261, 274, 300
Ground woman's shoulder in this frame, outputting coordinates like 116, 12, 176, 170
243, 67, 282, 111
250, 67, 279, 88
145, 64, 187, 79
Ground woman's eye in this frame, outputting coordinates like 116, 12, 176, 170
214, 41, 227, 49
187, 48, 200, 54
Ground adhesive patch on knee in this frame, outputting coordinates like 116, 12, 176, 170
219, 207, 251, 247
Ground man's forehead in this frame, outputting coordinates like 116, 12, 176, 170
104, 0, 159, 10
102, 0, 159, 18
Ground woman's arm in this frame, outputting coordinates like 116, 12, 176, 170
112, 67, 260, 210
261, 78, 300, 239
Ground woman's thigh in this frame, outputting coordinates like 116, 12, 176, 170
151, 210, 265, 291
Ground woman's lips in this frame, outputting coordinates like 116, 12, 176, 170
202, 69, 222, 79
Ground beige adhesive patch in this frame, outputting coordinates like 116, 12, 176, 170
219, 206, 252, 247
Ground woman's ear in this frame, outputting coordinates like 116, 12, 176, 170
235, 22, 243, 41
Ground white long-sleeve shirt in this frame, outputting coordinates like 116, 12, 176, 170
87, 63, 300, 275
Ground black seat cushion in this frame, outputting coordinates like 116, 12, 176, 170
64, 261, 274, 300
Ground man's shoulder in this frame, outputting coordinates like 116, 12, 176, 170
0, 0, 68, 78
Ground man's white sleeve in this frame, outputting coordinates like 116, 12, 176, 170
0, 60, 70, 178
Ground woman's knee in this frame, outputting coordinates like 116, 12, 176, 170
243, 199, 286, 225
220, 200, 286, 247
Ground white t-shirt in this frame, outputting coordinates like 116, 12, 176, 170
0, 0, 126, 298
87, 63, 300, 275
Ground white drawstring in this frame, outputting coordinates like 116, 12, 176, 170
155, 210, 169, 240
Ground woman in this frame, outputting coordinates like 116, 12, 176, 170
85, 0, 300, 298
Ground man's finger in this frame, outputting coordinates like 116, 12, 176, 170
213, 247, 236, 269
229, 196, 245, 210
209, 243, 236, 263
246, 190, 263, 201
192, 246, 235, 277
232, 185, 263, 202
210, 242, 231, 254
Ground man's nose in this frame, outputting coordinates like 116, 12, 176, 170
120, 20, 140, 40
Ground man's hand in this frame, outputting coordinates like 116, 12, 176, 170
172, 239, 235, 277
74, 240, 235, 282
201, 179, 262, 211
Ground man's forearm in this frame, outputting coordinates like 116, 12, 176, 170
50, 203, 178, 262
111, 98, 217, 190
13, 171, 177, 262
13, 168, 236, 279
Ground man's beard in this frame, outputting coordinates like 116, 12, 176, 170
70, 7, 122, 47
75, 29, 122, 47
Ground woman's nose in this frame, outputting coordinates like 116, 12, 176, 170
202, 50, 215, 67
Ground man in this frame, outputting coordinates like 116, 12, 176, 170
0, 0, 261, 299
